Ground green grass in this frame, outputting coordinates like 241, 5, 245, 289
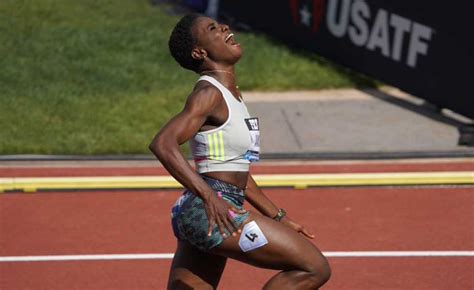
0, 0, 375, 155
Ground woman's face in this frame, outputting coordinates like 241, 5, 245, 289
191, 17, 242, 66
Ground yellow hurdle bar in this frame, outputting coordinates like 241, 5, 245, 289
0, 172, 473, 192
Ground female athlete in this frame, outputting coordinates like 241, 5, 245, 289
149, 14, 331, 290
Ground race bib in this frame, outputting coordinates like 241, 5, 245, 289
238, 221, 268, 252
244, 118, 260, 162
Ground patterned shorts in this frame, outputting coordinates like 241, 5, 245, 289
171, 176, 250, 252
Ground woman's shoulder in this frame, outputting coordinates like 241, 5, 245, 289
184, 80, 224, 113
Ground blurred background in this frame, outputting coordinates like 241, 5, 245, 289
2, 0, 472, 158
1, 2, 473, 290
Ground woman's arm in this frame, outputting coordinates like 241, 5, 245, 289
244, 175, 280, 218
149, 85, 245, 237
245, 174, 315, 239
149, 86, 218, 200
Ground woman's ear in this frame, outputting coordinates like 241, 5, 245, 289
191, 48, 207, 61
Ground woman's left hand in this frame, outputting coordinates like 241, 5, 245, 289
280, 216, 315, 239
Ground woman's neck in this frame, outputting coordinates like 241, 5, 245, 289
200, 69, 234, 76
200, 68, 238, 91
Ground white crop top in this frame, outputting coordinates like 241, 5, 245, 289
189, 75, 260, 173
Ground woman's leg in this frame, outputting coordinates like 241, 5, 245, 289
210, 211, 331, 289
168, 240, 227, 290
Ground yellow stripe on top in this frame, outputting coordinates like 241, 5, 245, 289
218, 131, 225, 161
207, 134, 214, 159
206, 132, 225, 161
213, 133, 220, 160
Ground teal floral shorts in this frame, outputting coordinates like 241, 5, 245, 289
171, 176, 250, 252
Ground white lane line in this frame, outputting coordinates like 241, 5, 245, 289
1, 251, 473, 262
325, 251, 474, 257
0, 254, 174, 262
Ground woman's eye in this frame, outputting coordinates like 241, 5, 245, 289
210, 26, 216, 30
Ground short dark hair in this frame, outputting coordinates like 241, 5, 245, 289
168, 14, 203, 73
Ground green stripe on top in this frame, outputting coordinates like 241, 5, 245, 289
213, 133, 219, 160
207, 134, 214, 159
206, 132, 225, 161
218, 131, 225, 161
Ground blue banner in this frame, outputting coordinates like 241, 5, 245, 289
220, 0, 474, 119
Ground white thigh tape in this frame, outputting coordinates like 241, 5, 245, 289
238, 221, 268, 252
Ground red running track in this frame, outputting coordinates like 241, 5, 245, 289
1, 186, 473, 289
1, 160, 473, 177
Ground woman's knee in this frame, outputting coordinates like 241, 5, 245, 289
304, 253, 331, 286
316, 257, 332, 285
317, 259, 331, 286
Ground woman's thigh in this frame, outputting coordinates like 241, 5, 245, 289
168, 240, 227, 289
210, 211, 328, 272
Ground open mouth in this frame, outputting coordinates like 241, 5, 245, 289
225, 33, 239, 46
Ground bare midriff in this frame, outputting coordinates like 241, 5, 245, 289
203, 171, 249, 190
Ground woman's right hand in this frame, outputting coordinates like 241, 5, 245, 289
203, 192, 247, 238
